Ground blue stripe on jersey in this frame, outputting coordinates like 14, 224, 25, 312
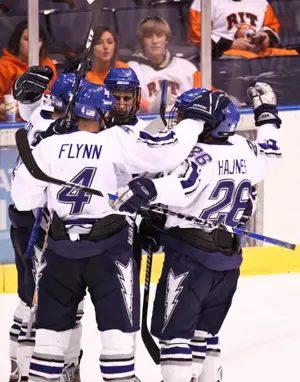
30, 362, 63, 374
138, 130, 178, 145
161, 346, 191, 356
190, 345, 207, 353
257, 139, 282, 156
40, 110, 54, 120
206, 336, 219, 345
65, 218, 98, 225
100, 363, 134, 374
180, 161, 201, 195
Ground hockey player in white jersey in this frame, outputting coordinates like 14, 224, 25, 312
110, 82, 282, 382
104, 67, 148, 131
11, 80, 226, 381
9, 69, 85, 382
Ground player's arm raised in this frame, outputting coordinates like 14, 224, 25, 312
13, 65, 54, 121
246, 82, 282, 183
118, 90, 226, 175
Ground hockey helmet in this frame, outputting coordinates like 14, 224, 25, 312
104, 67, 141, 125
74, 82, 114, 126
169, 87, 209, 129
51, 73, 87, 111
182, 90, 240, 138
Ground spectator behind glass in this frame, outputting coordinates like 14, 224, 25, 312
0, 20, 58, 120
86, 26, 129, 84
188, 0, 298, 59
128, 16, 204, 113
86, 26, 149, 112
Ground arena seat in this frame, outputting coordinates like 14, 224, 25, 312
47, 9, 116, 53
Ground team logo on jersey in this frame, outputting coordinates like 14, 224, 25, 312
115, 259, 134, 326
162, 269, 189, 332
86, 29, 94, 49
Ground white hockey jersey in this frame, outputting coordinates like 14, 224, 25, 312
11, 119, 205, 227
152, 123, 281, 229
18, 95, 54, 146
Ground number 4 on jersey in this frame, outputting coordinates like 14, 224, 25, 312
57, 167, 97, 214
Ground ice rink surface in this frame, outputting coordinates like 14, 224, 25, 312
1, 273, 300, 382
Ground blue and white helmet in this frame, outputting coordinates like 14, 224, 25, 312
212, 94, 240, 138
51, 73, 87, 111
175, 87, 209, 109
169, 87, 209, 129
74, 82, 114, 124
104, 67, 141, 124
172, 88, 240, 138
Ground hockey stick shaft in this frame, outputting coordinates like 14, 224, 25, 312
15, 129, 117, 201
141, 249, 160, 364
233, 227, 295, 250
144, 205, 296, 251
140, 79, 170, 364
65, 0, 102, 128
15, 128, 296, 251
160, 80, 168, 127
24, 207, 44, 259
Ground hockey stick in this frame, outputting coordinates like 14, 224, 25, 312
140, 82, 170, 365
141, 247, 160, 364
160, 80, 168, 127
65, 0, 102, 129
145, 205, 296, 251
15, 128, 296, 251
144, 81, 168, 134
15, 129, 116, 201
24, 207, 44, 259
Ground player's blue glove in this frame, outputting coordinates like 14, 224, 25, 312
110, 177, 157, 214
31, 118, 77, 147
182, 90, 228, 130
13, 66, 53, 104
247, 82, 281, 128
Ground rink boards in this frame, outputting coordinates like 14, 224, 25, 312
0, 245, 299, 293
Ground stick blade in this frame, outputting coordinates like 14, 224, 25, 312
144, 117, 167, 134
141, 326, 160, 364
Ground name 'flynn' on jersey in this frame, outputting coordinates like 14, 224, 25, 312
58, 143, 103, 160
11, 118, 206, 227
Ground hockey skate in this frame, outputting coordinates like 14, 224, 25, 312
60, 350, 83, 382
60, 362, 80, 382
9, 359, 21, 382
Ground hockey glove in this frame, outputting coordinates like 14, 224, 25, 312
247, 82, 281, 128
182, 90, 228, 130
139, 213, 166, 254
110, 177, 157, 214
31, 118, 77, 147
13, 66, 54, 104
